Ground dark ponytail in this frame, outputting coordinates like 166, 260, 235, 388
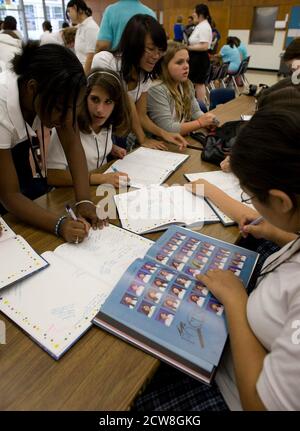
195, 4, 212, 25
12, 41, 87, 124
66, 0, 92, 17
42, 20, 52, 32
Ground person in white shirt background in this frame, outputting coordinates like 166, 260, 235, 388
47, 69, 131, 188
0, 29, 21, 72
1, 16, 22, 40
40, 20, 62, 46
66, 0, 99, 74
187, 3, 213, 102
92, 14, 187, 151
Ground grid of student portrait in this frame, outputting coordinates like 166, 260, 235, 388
119, 256, 226, 328
153, 230, 248, 279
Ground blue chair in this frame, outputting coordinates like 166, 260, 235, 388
198, 99, 208, 113
209, 88, 235, 110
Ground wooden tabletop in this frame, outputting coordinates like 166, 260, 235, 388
187, 94, 256, 151
0, 144, 239, 411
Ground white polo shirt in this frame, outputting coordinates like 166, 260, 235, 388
189, 19, 212, 48
0, 70, 39, 150
40, 31, 62, 46
92, 51, 151, 102
75, 16, 99, 67
216, 238, 300, 411
47, 126, 112, 172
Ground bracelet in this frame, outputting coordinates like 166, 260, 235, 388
74, 200, 95, 207
54, 215, 67, 237
197, 118, 203, 128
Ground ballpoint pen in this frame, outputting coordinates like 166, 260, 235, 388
248, 216, 264, 226
65, 204, 78, 221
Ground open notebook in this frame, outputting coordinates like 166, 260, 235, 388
114, 185, 219, 234
185, 171, 254, 226
104, 147, 189, 188
0, 224, 153, 359
0, 217, 49, 290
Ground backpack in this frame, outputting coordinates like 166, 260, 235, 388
192, 120, 245, 166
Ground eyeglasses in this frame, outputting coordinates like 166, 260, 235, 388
144, 47, 165, 58
240, 191, 254, 204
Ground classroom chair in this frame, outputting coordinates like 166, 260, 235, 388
209, 88, 235, 110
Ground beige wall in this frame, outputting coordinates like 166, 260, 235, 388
87, 0, 299, 48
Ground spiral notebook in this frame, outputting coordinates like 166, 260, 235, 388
104, 147, 189, 188
0, 224, 153, 359
114, 185, 219, 234
0, 217, 49, 290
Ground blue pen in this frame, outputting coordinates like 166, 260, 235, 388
111, 166, 119, 173
65, 204, 78, 221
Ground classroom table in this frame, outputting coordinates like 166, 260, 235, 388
0, 144, 239, 411
186, 94, 256, 151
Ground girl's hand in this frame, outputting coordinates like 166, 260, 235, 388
143, 137, 168, 151
197, 269, 247, 307
103, 172, 130, 188
161, 131, 188, 151
111, 145, 127, 159
198, 113, 218, 128
59, 217, 89, 243
184, 178, 212, 197
76, 201, 108, 230
220, 155, 231, 173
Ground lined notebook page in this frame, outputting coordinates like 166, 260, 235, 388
185, 171, 253, 224
0, 235, 48, 290
0, 251, 110, 359
54, 224, 153, 286
114, 185, 219, 234
105, 147, 188, 188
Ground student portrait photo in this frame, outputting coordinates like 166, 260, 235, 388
121, 293, 138, 309
206, 299, 224, 316
138, 301, 156, 318
156, 308, 175, 327
146, 289, 162, 304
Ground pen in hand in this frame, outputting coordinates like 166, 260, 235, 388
248, 216, 264, 226
65, 204, 78, 221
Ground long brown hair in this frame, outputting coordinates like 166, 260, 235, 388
160, 41, 193, 121
78, 68, 131, 136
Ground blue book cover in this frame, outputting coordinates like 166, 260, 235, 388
93, 226, 259, 384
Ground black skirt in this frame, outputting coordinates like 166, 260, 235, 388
189, 50, 210, 84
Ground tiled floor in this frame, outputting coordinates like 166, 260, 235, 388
245, 69, 283, 87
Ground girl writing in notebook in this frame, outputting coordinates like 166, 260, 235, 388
134, 91, 300, 411
147, 41, 217, 135
0, 42, 104, 244
47, 69, 131, 188
92, 14, 187, 151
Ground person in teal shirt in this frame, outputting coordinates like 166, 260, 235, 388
95, 0, 156, 53
220, 37, 241, 73
233, 37, 248, 61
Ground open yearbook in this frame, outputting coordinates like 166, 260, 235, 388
0, 224, 153, 359
93, 225, 259, 384
104, 147, 189, 188
114, 185, 219, 234
0, 217, 49, 290
185, 171, 254, 226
